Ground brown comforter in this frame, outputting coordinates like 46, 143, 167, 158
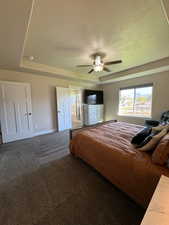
70, 121, 169, 208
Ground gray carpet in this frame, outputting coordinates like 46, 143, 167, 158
0, 131, 145, 225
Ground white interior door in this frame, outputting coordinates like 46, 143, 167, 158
0, 82, 33, 143
56, 87, 72, 131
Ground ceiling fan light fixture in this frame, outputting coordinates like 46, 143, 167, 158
93, 55, 104, 72
76, 53, 122, 74
93, 64, 103, 72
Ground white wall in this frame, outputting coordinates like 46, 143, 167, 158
102, 71, 169, 125
0, 69, 97, 134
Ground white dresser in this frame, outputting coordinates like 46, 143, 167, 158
83, 104, 104, 126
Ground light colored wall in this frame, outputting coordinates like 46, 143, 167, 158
0, 69, 98, 134
102, 71, 169, 125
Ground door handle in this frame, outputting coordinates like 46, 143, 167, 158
57, 110, 61, 113
25, 113, 32, 116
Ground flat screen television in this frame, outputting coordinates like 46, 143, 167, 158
83, 90, 104, 105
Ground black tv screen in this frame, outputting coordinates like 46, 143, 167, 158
84, 90, 103, 105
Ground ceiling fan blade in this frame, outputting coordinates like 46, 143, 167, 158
76, 65, 91, 67
88, 69, 94, 74
105, 60, 122, 65
103, 67, 111, 72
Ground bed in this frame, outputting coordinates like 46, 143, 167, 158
70, 121, 169, 208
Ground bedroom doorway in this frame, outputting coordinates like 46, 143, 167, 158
71, 89, 83, 129
56, 87, 72, 131
56, 87, 83, 131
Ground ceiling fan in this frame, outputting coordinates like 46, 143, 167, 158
76, 53, 122, 74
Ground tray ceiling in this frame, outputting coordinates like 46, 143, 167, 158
24, 0, 169, 79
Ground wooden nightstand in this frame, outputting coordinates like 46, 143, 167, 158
141, 175, 169, 225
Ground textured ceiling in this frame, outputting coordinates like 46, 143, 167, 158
24, 0, 169, 78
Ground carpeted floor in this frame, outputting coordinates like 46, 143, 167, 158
0, 131, 145, 225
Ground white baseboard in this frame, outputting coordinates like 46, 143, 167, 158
34, 129, 57, 137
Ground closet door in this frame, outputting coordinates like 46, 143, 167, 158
0, 82, 33, 143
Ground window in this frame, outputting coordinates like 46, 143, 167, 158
118, 84, 153, 118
